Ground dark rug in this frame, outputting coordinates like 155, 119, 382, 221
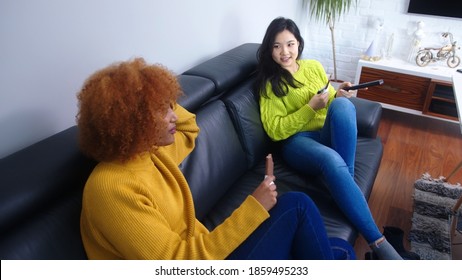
409, 173, 462, 259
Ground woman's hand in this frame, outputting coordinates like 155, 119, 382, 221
308, 92, 329, 110
252, 175, 278, 211
336, 82, 355, 98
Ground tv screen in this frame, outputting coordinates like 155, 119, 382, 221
407, 0, 462, 19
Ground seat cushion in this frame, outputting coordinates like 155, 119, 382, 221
202, 154, 359, 243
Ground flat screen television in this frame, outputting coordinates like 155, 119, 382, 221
407, 0, 462, 19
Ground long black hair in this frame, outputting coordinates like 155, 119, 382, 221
254, 17, 305, 98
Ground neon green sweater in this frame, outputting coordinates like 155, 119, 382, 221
259, 60, 335, 141
80, 105, 269, 259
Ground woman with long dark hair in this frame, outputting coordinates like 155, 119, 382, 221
255, 17, 402, 260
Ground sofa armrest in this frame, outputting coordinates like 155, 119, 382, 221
349, 97, 382, 139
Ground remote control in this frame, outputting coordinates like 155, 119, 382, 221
344, 79, 384, 91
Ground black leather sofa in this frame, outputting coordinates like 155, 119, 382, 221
0, 43, 383, 259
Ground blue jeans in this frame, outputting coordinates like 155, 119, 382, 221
281, 98, 382, 243
227, 192, 356, 260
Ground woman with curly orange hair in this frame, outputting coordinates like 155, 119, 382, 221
77, 58, 355, 260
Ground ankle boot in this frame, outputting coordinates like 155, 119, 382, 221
383, 226, 420, 260
365, 251, 378, 260
383, 226, 406, 252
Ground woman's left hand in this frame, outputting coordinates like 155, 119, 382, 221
336, 82, 354, 98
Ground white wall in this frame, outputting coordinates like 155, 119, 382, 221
1, 0, 462, 158
302, 0, 462, 82
0, 0, 299, 158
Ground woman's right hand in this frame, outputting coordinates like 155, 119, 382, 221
251, 175, 278, 211
308, 92, 329, 110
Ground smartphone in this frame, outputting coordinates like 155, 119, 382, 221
265, 154, 274, 177
317, 80, 330, 94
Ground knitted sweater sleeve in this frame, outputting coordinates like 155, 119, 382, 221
158, 104, 200, 164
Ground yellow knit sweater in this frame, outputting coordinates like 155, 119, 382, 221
259, 59, 336, 141
80, 105, 269, 259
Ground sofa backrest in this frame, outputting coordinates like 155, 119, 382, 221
222, 78, 272, 169
0, 127, 96, 259
177, 75, 216, 112
182, 43, 259, 100
179, 100, 248, 220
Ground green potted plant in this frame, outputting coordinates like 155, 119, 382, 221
301, 0, 357, 82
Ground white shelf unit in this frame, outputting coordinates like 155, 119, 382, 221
354, 58, 461, 126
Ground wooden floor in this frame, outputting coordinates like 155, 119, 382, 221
353, 108, 462, 260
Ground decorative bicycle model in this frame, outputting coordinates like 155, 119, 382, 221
415, 32, 460, 68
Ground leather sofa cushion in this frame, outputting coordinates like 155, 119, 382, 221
223, 78, 272, 169
0, 127, 95, 259
349, 97, 382, 138
354, 137, 383, 199
0, 127, 96, 232
182, 43, 259, 94
201, 153, 360, 243
177, 75, 216, 111
0, 188, 87, 259
180, 100, 247, 220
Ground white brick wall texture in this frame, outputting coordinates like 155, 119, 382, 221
297, 0, 462, 83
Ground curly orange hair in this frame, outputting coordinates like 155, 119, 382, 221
76, 58, 181, 162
